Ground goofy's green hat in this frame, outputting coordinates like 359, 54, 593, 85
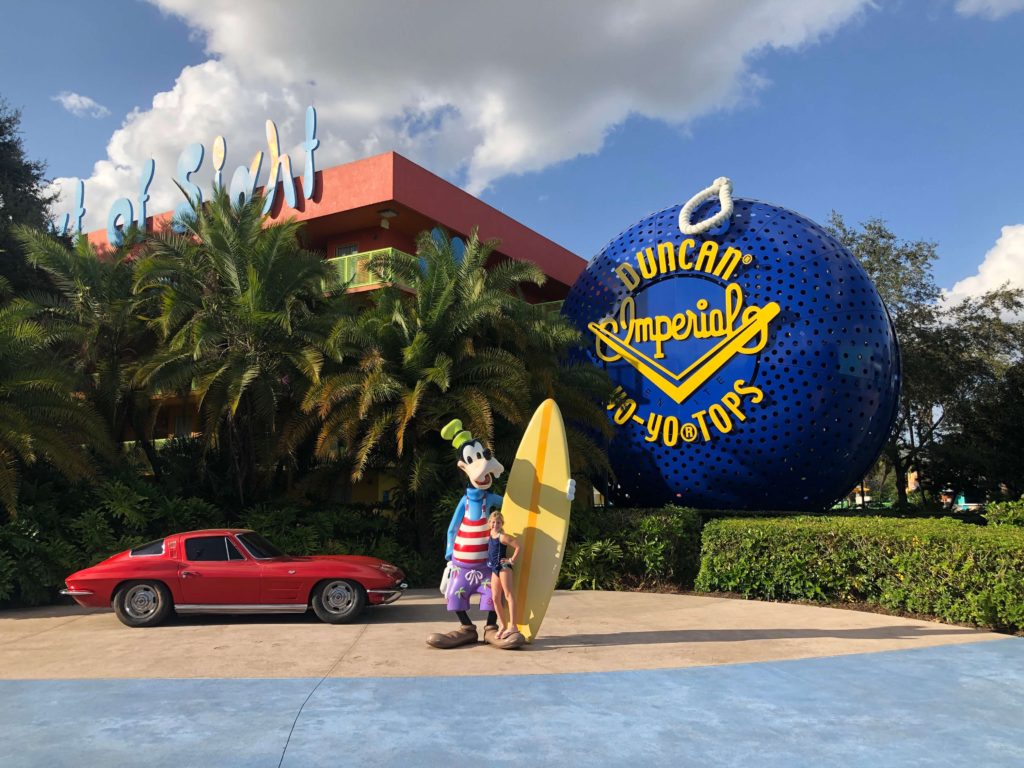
440, 419, 474, 451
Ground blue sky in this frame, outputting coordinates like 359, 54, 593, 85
2, 1, 1023, 296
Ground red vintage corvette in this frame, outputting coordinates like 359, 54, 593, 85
61, 529, 407, 627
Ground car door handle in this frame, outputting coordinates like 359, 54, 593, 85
181, 571, 199, 578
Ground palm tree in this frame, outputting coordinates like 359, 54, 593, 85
133, 188, 348, 506
14, 225, 162, 473
0, 276, 108, 515
295, 228, 612, 553
497, 299, 615, 486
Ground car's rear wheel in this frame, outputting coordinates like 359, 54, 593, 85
311, 579, 366, 624
113, 581, 173, 628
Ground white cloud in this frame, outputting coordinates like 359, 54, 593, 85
954, 0, 1024, 19
49, 0, 870, 233
944, 224, 1024, 306
52, 91, 111, 119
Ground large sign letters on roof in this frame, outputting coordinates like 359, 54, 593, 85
52, 107, 320, 246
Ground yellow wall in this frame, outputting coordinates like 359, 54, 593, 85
348, 471, 400, 505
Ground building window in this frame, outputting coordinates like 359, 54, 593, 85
334, 243, 359, 257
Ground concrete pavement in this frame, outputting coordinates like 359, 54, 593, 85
0, 589, 1008, 678
2, 590, 1021, 767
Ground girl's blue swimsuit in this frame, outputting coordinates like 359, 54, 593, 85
487, 535, 509, 574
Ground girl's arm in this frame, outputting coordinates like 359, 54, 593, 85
501, 534, 521, 564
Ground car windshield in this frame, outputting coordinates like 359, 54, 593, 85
237, 532, 286, 559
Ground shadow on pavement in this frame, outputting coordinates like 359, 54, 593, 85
0, 598, 450, 626
533, 624, 984, 649
159, 600, 443, 627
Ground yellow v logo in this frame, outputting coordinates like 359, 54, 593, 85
589, 302, 780, 405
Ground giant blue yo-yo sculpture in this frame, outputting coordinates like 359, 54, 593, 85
562, 178, 900, 510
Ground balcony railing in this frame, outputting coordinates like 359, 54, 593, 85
536, 300, 564, 316
325, 247, 413, 290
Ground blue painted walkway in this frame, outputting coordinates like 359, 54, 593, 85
3, 639, 1022, 767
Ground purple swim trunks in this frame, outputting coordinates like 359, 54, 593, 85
445, 560, 494, 612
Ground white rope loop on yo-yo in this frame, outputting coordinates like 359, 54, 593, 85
678, 176, 734, 235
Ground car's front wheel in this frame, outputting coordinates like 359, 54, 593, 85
311, 579, 366, 624
113, 581, 173, 628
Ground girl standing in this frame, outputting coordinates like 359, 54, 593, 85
487, 510, 521, 640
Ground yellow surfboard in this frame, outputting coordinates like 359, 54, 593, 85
501, 399, 571, 643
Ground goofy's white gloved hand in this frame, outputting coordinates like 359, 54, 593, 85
566, 479, 576, 501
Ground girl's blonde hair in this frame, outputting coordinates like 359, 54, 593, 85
488, 510, 504, 529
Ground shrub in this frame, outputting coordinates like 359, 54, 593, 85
695, 516, 1024, 632
560, 505, 702, 590
562, 539, 624, 590
623, 506, 702, 586
984, 498, 1024, 527
0, 517, 79, 605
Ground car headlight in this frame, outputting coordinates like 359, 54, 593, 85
378, 563, 400, 575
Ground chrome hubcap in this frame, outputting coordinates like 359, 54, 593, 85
323, 581, 355, 614
124, 585, 160, 619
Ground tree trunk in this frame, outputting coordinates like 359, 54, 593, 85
889, 440, 909, 508
229, 421, 246, 507
241, 398, 261, 503
138, 437, 162, 480
128, 408, 162, 480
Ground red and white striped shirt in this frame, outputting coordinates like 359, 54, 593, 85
452, 516, 489, 564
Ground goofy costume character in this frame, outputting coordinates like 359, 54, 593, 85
426, 419, 525, 650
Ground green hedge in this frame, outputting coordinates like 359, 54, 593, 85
9, 482, 1024, 634
560, 505, 702, 590
0, 473, 429, 606
695, 516, 1024, 632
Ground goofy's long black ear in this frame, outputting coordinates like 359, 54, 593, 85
441, 419, 474, 451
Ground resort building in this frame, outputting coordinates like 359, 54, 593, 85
87, 152, 587, 501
